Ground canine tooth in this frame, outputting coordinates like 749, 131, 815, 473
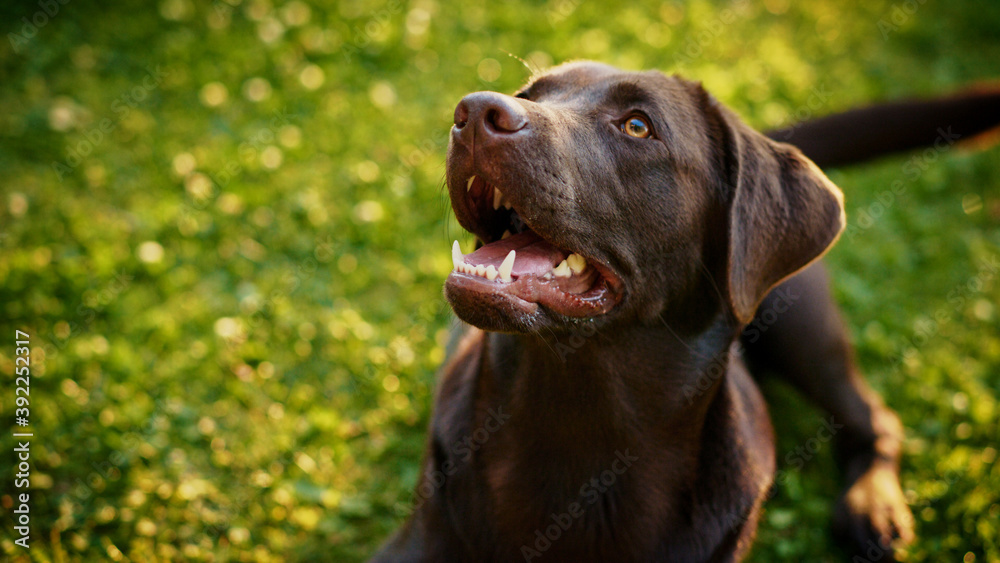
566, 253, 586, 274
452, 240, 463, 269
552, 260, 571, 278
502, 230, 511, 240
485, 265, 498, 280
475, 264, 486, 277
498, 250, 515, 282
466, 176, 475, 191
493, 187, 503, 210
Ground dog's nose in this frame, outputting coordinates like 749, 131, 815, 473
453, 92, 528, 146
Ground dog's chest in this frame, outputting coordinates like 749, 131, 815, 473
467, 419, 682, 559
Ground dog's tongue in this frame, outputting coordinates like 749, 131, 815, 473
466, 230, 566, 277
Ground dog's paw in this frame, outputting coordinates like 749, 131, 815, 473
833, 464, 914, 562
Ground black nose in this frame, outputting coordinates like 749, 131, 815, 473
453, 92, 528, 146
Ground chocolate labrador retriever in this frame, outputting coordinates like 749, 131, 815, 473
372, 62, 1000, 562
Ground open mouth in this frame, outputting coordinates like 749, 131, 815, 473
446, 175, 621, 320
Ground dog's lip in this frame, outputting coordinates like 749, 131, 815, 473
446, 236, 619, 318
446, 267, 616, 319
446, 172, 624, 319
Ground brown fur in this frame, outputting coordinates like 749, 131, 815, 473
371, 62, 1000, 562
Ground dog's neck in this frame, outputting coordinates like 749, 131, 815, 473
463, 317, 760, 554
479, 317, 738, 449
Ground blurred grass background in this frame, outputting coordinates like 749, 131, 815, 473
1, 0, 999, 561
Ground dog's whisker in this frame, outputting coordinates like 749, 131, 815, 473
499, 48, 536, 77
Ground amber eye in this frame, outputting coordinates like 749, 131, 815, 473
621, 116, 652, 138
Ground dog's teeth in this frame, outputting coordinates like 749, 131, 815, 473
501, 230, 511, 240
452, 240, 463, 269
493, 187, 503, 210
498, 250, 515, 282
542, 272, 552, 280
466, 176, 475, 191
475, 264, 486, 277
503, 200, 513, 210
552, 260, 571, 278
566, 253, 586, 274
485, 265, 498, 280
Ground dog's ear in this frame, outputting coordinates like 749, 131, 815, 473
714, 101, 845, 324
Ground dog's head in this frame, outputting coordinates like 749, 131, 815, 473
445, 61, 844, 333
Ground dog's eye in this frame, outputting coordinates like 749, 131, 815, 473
621, 116, 652, 139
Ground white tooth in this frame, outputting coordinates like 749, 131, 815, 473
566, 253, 586, 274
552, 260, 571, 278
467, 176, 475, 191
501, 230, 511, 240
475, 264, 486, 277
452, 240, 463, 269
542, 272, 552, 280
493, 187, 503, 210
503, 200, 513, 210
485, 265, 498, 280
498, 250, 515, 282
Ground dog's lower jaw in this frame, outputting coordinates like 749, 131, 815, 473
390, 322, 775, 562
443, 259, 623, 334
444, 278, 543, 333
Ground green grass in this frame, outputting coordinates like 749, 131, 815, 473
1, 0, 999, 561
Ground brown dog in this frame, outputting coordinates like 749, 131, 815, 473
372, 62, 1000, 562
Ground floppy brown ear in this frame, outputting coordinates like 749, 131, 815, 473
719, 107, 846, 324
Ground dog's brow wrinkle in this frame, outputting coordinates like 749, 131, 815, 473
525, 76, 553, 94
605, 81, 656, 107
